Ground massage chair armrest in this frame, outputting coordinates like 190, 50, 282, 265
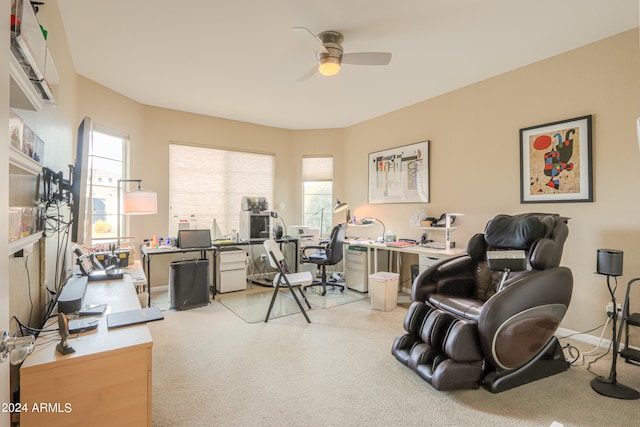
411, 254, 475, 302
476, 267, 573, 366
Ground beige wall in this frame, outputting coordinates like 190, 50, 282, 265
345, 29, 640, 334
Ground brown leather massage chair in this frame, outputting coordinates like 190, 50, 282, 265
391, 213, 573, 392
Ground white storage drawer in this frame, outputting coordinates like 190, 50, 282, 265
221, 260, 246, 271
220, 250, 246, 265
345, 247, 369, 292
346, 251, 367, 266
419, 255, 440, 273
218, 269, 247, 293
217, 249, 247, 293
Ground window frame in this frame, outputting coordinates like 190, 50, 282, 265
88, 125, 129, 247
302, 155, 334, 237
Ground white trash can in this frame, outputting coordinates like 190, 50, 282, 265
369, 271, 400, 311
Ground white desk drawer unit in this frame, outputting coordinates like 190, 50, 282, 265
217, 248, 247, 293
419, 254, 440, 273
345, 246, 369, 292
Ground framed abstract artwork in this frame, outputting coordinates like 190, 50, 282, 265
520, 115, 593, 203
368, 140, 429, 204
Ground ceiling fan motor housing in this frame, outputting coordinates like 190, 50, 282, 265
318, 31, 344, 63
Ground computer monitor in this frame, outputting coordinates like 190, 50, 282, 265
178, 229, 212, 249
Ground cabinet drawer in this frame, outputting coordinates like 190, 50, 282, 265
220, 261, 246, 271
346, 251, 367, 265
419, 255, 440, 271
218, 269, 247, 293
220, 250, 246, 264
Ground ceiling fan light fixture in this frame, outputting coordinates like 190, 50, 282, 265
318, 57, 341, 76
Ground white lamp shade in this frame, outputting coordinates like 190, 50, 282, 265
123, 189, 157, 214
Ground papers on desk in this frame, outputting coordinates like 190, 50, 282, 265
350, 239, 375, 244
386, 241, 416, 248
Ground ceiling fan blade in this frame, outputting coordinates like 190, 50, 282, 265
292, 27, 328, 53
296, 64, 318, 83
342, 52, 392, 66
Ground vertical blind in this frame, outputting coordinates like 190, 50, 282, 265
168, 143, 274, 238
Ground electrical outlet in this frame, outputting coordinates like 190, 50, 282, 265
605, 302, 623, 317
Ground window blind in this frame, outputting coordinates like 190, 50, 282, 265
169, 143, 274, 238
302, 156, 333, 181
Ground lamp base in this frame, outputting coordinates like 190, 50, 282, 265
591, 376, 640, 399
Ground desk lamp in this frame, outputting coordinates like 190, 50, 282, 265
333, 199, 349, 213
315, 200, 349, 238
360, 217, 385, 242
117, 179, 157, 248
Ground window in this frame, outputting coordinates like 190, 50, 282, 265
302, 156, 333, 237
168, 143, 274, 238
88, 127, 127, 246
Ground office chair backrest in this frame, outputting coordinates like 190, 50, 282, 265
263, 239, 284, 269
325, 223, 347, 264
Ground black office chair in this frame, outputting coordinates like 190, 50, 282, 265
302, 223, 347, 296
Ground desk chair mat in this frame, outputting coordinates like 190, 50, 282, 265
218, 287, 366, 323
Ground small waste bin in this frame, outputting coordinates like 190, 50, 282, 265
369, 271, 400, 311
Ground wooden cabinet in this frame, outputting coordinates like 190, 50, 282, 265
19, 277, 153, 427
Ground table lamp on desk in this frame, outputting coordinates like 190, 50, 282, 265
349, 217, 385, 242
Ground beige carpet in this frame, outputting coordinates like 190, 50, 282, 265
147, 297, 640, 427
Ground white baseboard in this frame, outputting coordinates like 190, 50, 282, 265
151, 285, 169, 293
556, 326, 611, 348
557, 325, 639, 352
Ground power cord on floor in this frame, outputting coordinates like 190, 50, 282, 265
558, 321, 608, 366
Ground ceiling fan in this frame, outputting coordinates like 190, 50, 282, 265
292, 27, 392, 81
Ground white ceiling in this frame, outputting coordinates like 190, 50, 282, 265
57, 0, 639, 130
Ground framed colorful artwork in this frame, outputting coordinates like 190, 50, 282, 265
368, 140, 429, 204
520, 115, 593, 203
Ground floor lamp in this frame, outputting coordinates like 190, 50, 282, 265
117, 179, 157, 248
315, 200, 349, 238
591, 249, 640, 399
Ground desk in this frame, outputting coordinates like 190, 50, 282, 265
344, 240, 465, 291
140, 238, 299, 305
20, 276, 153, 427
